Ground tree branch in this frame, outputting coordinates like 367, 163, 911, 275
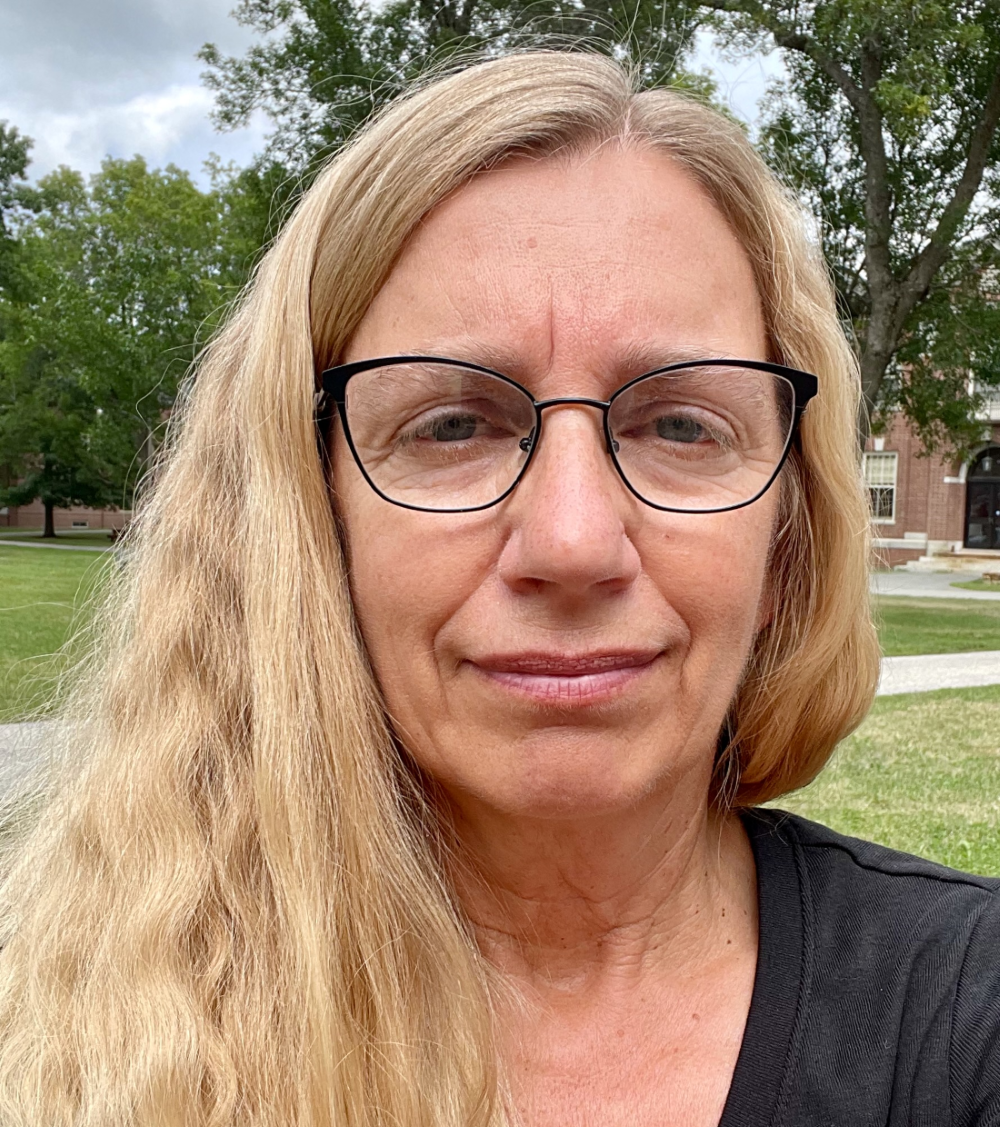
895, 62, 1000, 336
457, 0, 477, 33
696, 0, 863, 106
697, 3, 893, 292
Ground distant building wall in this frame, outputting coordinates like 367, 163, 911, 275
0, 502, 130, 531
866, 411, 1000, 567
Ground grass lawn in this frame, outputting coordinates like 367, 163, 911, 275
776, 684, 1000, 875
875, 595, 1000, 655
952, 578, 1000, 593
0, 545, 112, 722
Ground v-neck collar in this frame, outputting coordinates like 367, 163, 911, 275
718, 810, 813, 1127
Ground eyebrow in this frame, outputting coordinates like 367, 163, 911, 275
417, 339, 526, 376
611, 341, 760, 375
400, 338, 761, 384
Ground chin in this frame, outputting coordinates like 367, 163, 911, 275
465, 743, 671, 820
489, 782, 653, 820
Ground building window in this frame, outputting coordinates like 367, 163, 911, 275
863, 451, 898, 523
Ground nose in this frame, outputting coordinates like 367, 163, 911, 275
497, 403, 642, 599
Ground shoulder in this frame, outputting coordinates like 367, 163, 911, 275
745, 806, 1000, 913
741, 809, 1000, 1127
746, 807, 1000, 1000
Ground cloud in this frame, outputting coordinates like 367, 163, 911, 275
0, 0, 263, 182
0, 0, 252, 107
2, 85, 268, 183
18, 86, 213, 170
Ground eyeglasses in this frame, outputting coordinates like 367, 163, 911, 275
315, 356, 817, 514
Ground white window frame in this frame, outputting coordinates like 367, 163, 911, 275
863, 451, 898, 524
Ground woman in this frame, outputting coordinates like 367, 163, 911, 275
0, 50, 997, 1127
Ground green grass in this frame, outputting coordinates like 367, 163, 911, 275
874, 595, 1000, 655
776, 684, 1000, 875
951, 578, 1000, 593
0, 545, 112, 722
0, 528, 117, 547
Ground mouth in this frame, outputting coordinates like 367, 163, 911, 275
468, 649, 662, 706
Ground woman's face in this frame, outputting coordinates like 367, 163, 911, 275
333, 148, 778, 820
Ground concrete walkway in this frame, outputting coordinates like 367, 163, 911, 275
877, 651, 1000, 695
0, 539, 109, 553
0, 722, 55, 799
871, 570, 1000, 601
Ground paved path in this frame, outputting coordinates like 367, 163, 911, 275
0, 722, 55, 799
871, 570, 1000, 601
0, 539, 109, 553
878, 651, 1000, 695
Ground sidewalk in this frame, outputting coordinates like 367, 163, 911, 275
0, 540, 109, 553
877, 651, 1000, 696
0, 722, 54, 800
871, 570, 1000, 601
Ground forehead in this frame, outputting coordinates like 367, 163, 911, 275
345, 147, 768, 385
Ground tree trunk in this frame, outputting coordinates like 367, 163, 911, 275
858, 302, 899, 449
858, 348, 885, 446
42, 502, 55, 538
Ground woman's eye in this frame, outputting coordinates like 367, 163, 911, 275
426, 414, 480, 442
655, 415, 707, 444
403, 409, 508, 444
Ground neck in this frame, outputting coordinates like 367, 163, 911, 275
443, 780, 756, 996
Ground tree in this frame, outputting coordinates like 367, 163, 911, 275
701, 0, 1000, 450
206, 155, 299, 278
74, 156, 243, 466
0, 169, 121, 535
0, 351, 122, 538
0, 156, 253, 532
0, 123, 32, 300
199, 0, 705, 173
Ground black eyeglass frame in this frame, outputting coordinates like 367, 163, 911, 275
315, 355, 818, 515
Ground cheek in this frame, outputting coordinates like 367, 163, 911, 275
351, 525, 474, 650
645, 502, 777, 659
334, 443, 496, 710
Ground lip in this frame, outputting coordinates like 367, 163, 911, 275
468, 649, 662, 706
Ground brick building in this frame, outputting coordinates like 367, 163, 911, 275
865, 398, 1000, 569
0, 500, 129, 533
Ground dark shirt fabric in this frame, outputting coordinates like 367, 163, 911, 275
719, 808, 1000, 1127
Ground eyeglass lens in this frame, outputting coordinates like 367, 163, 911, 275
342, 361, 795, 512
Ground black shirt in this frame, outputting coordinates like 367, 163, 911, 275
719, 809, 1000, 1127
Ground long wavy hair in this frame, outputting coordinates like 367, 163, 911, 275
0, 51, 879, 1126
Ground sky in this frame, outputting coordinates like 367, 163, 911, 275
0, 0, 268, 185
1, 1, 783, 187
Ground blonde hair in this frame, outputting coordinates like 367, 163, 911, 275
0, 51, 879, 1126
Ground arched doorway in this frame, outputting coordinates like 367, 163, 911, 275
965, 446, 1000, 548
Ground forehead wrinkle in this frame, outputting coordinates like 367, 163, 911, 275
390, 336, 530, 379
546, 279, 557, 377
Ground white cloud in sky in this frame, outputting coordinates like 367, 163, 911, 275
0, 0, 265, 185
1, 4, 785, 187
7, 86, 269, 184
